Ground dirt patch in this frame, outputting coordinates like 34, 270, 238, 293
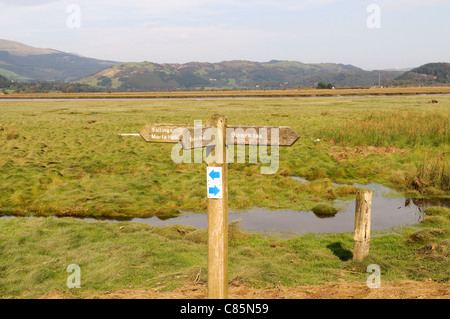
329, 145, 410, 162
39, 290, 71, 299
40, 281, 450, 299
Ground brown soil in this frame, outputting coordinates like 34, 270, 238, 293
40, 280, 449, 299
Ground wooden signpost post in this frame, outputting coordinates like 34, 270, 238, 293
138, 114, 299, 299
205, 115, 228, 299
353, 190, 373, 261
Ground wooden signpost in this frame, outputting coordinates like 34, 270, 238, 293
140, 123, 299, 149
205, 115, 228, 299
139, 123, 194, 143
138, 114, 299, 299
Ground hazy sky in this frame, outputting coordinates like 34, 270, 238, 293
1, 0, 449, 70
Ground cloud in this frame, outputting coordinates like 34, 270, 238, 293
215, 0, 342, 11
51, 24, 311, 63
0, 0, 60, 6
380, 0, 450, 11
75, 0, 211, 16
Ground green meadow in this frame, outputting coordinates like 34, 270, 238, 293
0, 96, 449, 298
0, 96, 448, 218
0, 206, 448, 298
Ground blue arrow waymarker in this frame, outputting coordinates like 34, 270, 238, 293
208, 185, 220, 196
208, 169, 221, 180
207, 167, 222, 198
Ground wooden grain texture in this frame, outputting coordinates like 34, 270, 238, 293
181, 125, 299, 149
206, 114, 229, 299
353, 190, 373, 261
139, 123, 192, 143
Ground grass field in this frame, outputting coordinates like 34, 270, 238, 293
0, 95, 448, 218
0, 206, 449, 298
0, 95, 449, 298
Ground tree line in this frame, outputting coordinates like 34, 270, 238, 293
0, 75, 107, 93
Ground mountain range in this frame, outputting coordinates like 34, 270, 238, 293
1, 39, 449, 90
76, 60, 405, 90
0, 39, 117, 81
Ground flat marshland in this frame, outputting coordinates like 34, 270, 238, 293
0, 95, 449, 298
2, 86, 450, 99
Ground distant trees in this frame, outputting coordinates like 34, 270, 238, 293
97, 76, 112, 88
259, 80, 281, 90
0, 79, 107, 93
316, 82, 334, 89
0, 75, 12, 88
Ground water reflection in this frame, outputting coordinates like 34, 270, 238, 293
407, 198, 450, 212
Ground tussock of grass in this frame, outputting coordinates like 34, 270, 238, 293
408, 228, 449, 244
416, 241, 449, 261
228, 219, 251, 241
421, 216, 449, 226
419, 207, 450, 230
311, 203, 338, 217
335, 185, 359, 197
4, 124, 19, 140
185, 229, 208, 244
406, 153, 450, 192
424, 206, 450, 218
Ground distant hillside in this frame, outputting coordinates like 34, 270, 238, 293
0, 39, 118, 81
77, 60, 404, 91
0, 39, 412, 89
392, 63, 450, 86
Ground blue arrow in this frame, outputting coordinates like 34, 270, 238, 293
208, 169, 221, 180
208, 185, 220, 196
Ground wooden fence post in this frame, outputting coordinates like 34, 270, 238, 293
206, 114, 228, 299
353, 190, 373, 261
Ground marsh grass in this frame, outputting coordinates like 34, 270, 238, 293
320, 109, 450, 148
0, 96, 449, 298
0, 96, 449, 218
4, 124, 19, 140
416, 153, 450, 191
407, 206, 450, 265
0, 217, 448, 298
420, 216, 448, 226
424, 206, 450, 217
408, 228, 448, 244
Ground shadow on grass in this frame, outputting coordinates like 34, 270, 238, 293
326, 242, 353, 261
